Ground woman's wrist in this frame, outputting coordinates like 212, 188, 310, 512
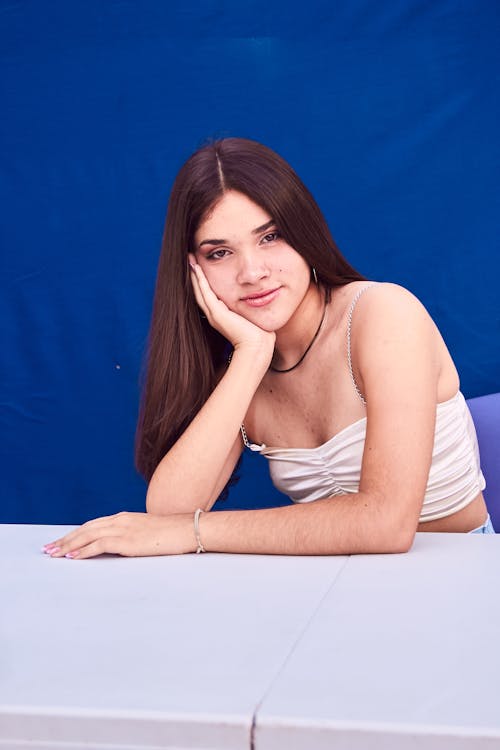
231, 338, 275, 372
158, 512, 200, 555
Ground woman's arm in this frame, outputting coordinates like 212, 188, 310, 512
46, 284, 441, 559
146, 259, 275, 515
146, 344, 266, 515
197, 284, 440, 555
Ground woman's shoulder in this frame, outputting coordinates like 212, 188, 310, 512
341, 279, 422, 301
339, 281, 431, 323
338, 282, 439, 370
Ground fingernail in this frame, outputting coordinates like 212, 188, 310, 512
43, 545, 55, 553
49, 547, 61, 556
65, 552, 75, 559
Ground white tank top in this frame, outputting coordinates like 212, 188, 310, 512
241, 285, 486, 523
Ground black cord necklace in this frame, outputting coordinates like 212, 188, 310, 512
270, 299, 327, 373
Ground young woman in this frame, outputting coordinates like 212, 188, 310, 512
44, 138, 493, 560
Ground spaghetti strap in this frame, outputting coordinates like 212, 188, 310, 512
347, 284, 378, 406
240, 423, 265, 452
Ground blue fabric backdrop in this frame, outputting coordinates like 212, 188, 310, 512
1, 0, 499, 524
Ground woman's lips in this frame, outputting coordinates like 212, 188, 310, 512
241, 287, 281, 308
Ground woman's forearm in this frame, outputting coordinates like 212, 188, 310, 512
44, 492, 416, 561
196, 493, 416, 556
146, 345, 270, 515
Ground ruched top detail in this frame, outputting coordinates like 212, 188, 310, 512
258, 391, 485, 522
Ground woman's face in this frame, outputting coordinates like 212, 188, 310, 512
193, 190, 313, 332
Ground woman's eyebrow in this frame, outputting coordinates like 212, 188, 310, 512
199, 237, 226, 248
252, 219, 275, 235
198, 219, 276, 249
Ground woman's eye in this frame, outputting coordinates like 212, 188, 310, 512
206, 248, 230, 260
261, 231, 280, 244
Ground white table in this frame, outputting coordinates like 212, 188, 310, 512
256, 533, 500, 750
0, 524, 347, 750
0, 526, 499, 750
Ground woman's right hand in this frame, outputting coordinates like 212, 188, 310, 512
189, 255, 276, 359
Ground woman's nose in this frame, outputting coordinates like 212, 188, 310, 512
236, 252, 270, 284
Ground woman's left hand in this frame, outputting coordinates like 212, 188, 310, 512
42, 511, 196, 559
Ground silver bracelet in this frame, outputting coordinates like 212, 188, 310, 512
194, 508, 206, 554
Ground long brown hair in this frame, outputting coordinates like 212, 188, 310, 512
135, 138, 364, 482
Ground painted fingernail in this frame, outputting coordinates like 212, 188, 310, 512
65, 552, 75, 559
49, 547, 61, 556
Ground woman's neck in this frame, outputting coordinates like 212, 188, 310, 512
271, 284, 326, 371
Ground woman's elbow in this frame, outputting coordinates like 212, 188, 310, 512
145, 480, 169, 515
368, 508, 417, 554
383, 515, 417, 554
145, 494, 162, 515
376, 491, 420, 553
390, 527, 415, 554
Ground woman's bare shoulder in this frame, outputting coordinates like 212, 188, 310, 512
346, 281, 433, 326
348, 282, 448, 400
